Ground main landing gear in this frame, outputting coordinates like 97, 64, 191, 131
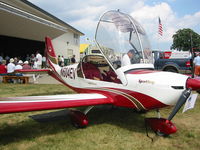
69, 106, 94, 128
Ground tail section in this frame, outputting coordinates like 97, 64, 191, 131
45, 37, 58, 66
45, 37, 75, 89
45, 36, 62, 79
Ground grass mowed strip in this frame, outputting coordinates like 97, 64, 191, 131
0, 84, 200, 150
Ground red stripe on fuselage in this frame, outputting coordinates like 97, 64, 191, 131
70, 87, 167, 110
127, 69, 160, 75
110, 88, 167, 110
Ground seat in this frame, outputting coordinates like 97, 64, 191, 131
82, 62, 102, 80
102, 70, 121, 84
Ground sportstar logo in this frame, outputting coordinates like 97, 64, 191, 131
138, 79, 155, 84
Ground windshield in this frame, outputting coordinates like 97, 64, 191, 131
95, 10, 153, 69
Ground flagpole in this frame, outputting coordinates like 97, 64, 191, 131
157, 28, 160, 51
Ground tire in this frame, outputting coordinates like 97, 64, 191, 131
164, 67, 178, 73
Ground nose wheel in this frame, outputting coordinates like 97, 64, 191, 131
145, 109, 177, 139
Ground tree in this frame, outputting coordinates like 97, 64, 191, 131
171, 28, 200, 51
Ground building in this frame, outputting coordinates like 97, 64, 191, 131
0, 0, 84, 61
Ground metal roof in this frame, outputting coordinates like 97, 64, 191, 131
0, 0, 84, 41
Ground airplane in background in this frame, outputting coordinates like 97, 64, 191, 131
0, 10, 200, 136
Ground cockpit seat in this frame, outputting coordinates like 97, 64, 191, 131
82, 62, 102, 80
102, 70, 121, 84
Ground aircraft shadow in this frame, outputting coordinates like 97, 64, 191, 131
0, 106, 148, 145
88, 105, 147, 133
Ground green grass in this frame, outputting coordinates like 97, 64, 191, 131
0, 84, 200, 150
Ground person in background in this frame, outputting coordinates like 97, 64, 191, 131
58, 55, 62, 66
7, 58, 15, 75
15, 60, 23, 70
22, 61, 36, 83
0, 53, 3, 63
13, 57, 18, 65
5, 55, 10, 64
33, 60, 38, 69
42, 56, 46, 68
6, 58, 15, 83
36, 51, 42, 69
14, 60, 23, 78
25, 54, 30, 62
0, 60, 7, 83
61, 56, 64, 67
0, 60, 7, 75
23, 61, 31, 70
71, 55, 76, 64
30, 54, 36, 67
121, 50, 134, 66
193, 53, 200, 76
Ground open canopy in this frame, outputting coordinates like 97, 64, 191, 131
95, 10, 153, 69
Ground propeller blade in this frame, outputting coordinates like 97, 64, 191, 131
168, 89, 191, 121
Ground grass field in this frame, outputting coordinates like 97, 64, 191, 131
0, 84, 200, 150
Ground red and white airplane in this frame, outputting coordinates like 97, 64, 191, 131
0, 10, 200, 136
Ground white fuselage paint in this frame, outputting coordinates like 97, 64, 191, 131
54, 62, 188, 106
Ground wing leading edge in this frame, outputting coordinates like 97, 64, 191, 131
0, 93, 113, 114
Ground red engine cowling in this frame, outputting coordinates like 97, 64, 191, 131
69, 110, 89, 128
145, 118, 177, 136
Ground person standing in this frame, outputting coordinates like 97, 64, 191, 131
30, 54, 36, 68
121, 50, 134, 67
35, 51, 42, 82
71, 55, 76, 64
42, 56, 46, 68
61, 56, 64, 66
193, 53, 200, 76
58, 55, 62, 66
36, 51, 42, 69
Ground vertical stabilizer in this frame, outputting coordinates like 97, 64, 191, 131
45, 37, 58, 66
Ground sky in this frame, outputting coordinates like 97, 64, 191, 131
28, 0, 200, 50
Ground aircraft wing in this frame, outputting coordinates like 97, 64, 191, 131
15, 69, 50, 74
0, 93, 113, 114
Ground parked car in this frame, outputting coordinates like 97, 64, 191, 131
153, 51, 192, 74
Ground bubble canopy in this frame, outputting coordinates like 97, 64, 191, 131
95, 10, 153, 69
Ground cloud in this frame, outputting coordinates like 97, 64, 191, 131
130, 2, 200, 49
28, 0, 200, 49
179, 12, 200, 28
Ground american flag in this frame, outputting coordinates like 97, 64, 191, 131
158, 17, 163, 36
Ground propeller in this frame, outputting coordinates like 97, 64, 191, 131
167, 77, 200, 121
167, 89, 191, 121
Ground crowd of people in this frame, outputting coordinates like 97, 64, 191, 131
57, 54, 76, 67
0, 51, 77, 82
0, 51, 46, 77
